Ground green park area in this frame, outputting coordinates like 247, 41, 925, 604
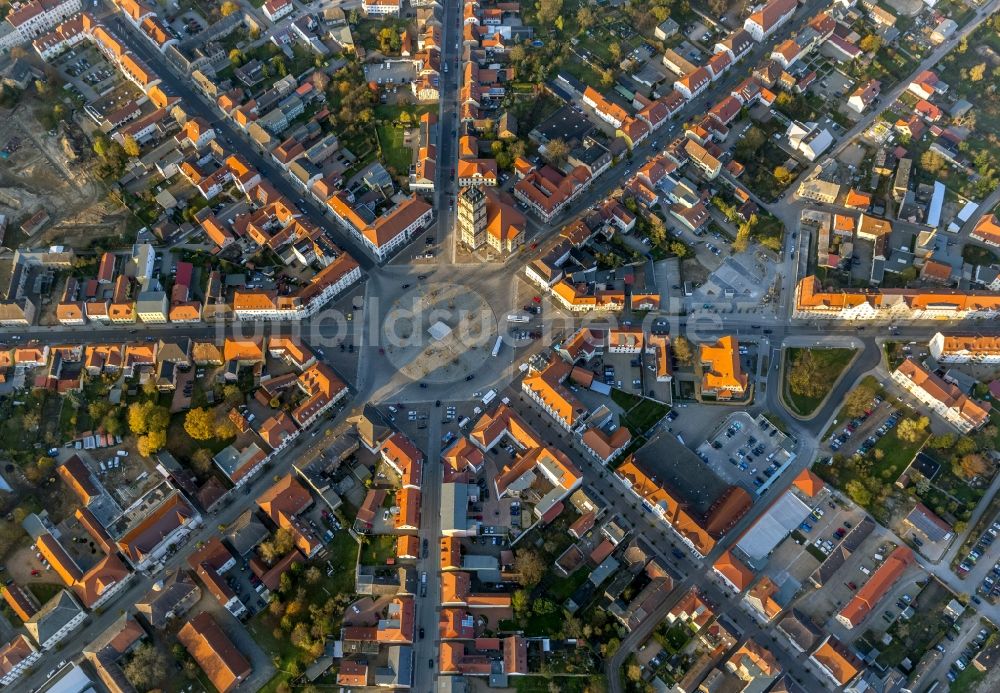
782, 347, 856, 416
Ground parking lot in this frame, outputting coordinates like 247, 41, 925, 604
964, 518, 1000, 603
695, 412, 793, 493
363, 60, 418, 86
795, 531, 912, 633
825, 395, 896, 456
766, 495, 870, 584
601, 350, 647, 395
56, 47, 123, 101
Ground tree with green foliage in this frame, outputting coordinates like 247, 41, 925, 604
955, 436, 978, 456
512, 589, 530, 613
223, 384, 245, 407
260, 528, 297, 564
672, 336, 693, 365
787, 350, 829, 399
859, 35, 882, 53
846, 479, 872, 507
377, 27, 401, 54
926, 433, 956, 450
576, 6, 595, 31
669, 240, 690, 258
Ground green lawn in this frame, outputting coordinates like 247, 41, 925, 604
625, 399, 670, 432
28, 582, 63, 604
375, 122, 412, 175
871, 429, 927, 481
501, 609, 566, 637
875, 579, 951, 668
611, 390, 669, 433
373, 104, 438, 176
248, 531, 359, 692
545, 567, 590, 602
782, 348, 856, 416
359, 533, 397, 566
653, 622, 694, 653
949, 666, 986, 693
514, 677, 588, 693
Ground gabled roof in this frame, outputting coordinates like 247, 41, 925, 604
838, 546, 914, 628
257, 474, 312, 520
713, 550, 754, 592
811, 635, 862, 686
177, 612, 252, 693
116, 493, 196, 564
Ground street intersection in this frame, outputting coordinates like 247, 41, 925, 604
5, 0, 1000, 690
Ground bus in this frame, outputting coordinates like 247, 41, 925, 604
507, 313, 529, 323
492, 336, 503, 357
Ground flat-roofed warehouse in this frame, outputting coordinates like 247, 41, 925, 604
441, 482, 479, 537
734, 491, 812, 564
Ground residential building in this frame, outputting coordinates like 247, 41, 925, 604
674, 67, 711, 100
362, 0, 401, 16
0, 635, 41, 686
971, 213, 1000, 247
700, 336, 748, 399
786, 121, 832, 161
793, 276, 1000, 321
135, 569, 200, 629
257, 474, 322, 557
328, 193, 433, 263
835, 546, 914, 628
929, 333, 1000, 364
847, 79, 880, 114
891, 359, 990, 433
744, 0, 797, 42
810, 636, 863, 688
25, 589, 86, 650
263, 0, 293, 22
615, 434, 752, 556
177, 612, 252, 693
0, 0, 82, 51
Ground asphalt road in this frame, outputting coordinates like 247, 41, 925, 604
12, 1, 1000, 690
108, 13, 377, 270
17, 396, 354, 692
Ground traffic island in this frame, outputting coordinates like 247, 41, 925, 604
781, 347, 858, 419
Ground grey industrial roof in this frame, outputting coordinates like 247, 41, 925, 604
735, 491, 811, 563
